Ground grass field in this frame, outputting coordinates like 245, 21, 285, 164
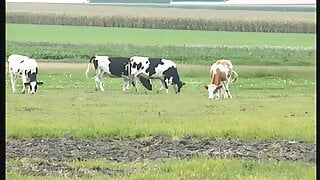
6, 2, 315, 21
6, 63, 315, 143
6, 24, 315, 48
7, 157, 316, 179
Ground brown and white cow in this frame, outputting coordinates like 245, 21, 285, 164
205, 63, 232, 99
210, 59, 238, 84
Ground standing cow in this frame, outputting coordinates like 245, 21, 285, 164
8, 54, 43, 94
129, 56, 185, 93
85, 55, 152, 92
205, 63, 232, 99
211, 59, 238, 83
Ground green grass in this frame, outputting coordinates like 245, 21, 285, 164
7, 157, 316, 179
6, 64, 315, 143
6, 24, 315, 48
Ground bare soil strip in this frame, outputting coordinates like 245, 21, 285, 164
6, 136, 316, 176
7, 136, 315, 162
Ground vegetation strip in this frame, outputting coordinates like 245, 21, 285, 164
7, 41, 315, 66
7, 157, 316, 179
6, 136, 316, 163
6, 12, 315, 33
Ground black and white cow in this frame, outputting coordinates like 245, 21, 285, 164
85, 55, 152, 92
8, 54, 43, 94
129, 56, 185, 93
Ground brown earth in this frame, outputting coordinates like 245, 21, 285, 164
6, 136, 316, 176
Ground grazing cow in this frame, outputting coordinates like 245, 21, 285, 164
7, 54, 43, 94
85, 55, 152, 92
205, 64, 232, 99
129, 56, 185, 93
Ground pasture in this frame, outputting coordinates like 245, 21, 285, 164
5, 3, 316, 178
6, 63, 316, 179
6, 63, 315, 142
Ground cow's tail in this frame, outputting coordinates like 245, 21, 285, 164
85, 56, 96, 78
231, 69, 238, 83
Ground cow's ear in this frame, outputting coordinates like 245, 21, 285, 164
182, 82, 186, 86
204, 85, 208, 89
37, 81, 44, 86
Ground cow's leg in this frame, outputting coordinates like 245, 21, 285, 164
95, 75, 104, 92
159, 79, 165, 91
94, 69, 105, 92
223, 82, 232, 99
162, 79, 169, 93
123, 79, 130, 91
10, 73, 17, 93
21, 83, 28, 94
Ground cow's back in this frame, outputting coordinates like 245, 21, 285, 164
108, 57, 130, 77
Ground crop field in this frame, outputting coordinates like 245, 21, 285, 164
6, 24, 315, 48
5, 2, 316, 178
6, 2, 315, 21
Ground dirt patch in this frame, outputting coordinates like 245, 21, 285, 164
6, 136, 315, 163
18, 107, 41, 112
6, 136, 316, 176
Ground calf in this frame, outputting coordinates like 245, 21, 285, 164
129, 56, 185, 93
8, 54, 43, 94
85, 55, 152, 92
205, 64, 232, 99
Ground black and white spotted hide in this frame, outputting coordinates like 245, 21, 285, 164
7, 54, 43, 94
130, 56, 185, 93
85, 55, 152, 92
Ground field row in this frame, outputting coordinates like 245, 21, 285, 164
7, 12, 315, 33
7, 41, 315, 66
7, 157, 315, 179
7, 2, 315, 21
7, 24, 315, 48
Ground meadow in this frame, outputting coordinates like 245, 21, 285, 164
6, 63, 316, 179
6, 63, 315, 143
5, 4, 316, 177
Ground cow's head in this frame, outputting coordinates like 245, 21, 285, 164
25, 69, 43, 94
174, 81, 185, 93
29, 81, 44, 94
205, 84, 221, 99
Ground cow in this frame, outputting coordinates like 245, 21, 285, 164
85, 55, 152, 92
205, 63, 232, 99
129, 56, 185, 93
211, 59, 238, 83
7, 54, 43, 94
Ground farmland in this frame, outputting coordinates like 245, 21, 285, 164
5, 2, 316, 179
6, 24, 315, 48
6, 2, 315, 21
6, 63, 316, 178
